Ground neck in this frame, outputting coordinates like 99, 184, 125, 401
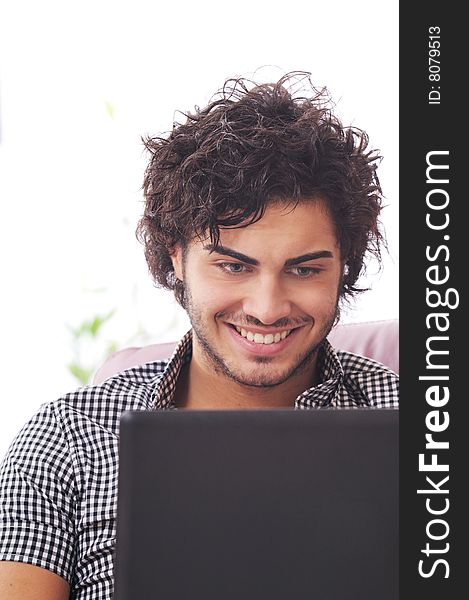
174, 340, 319, 410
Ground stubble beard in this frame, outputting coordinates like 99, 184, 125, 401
183, 284, 339, 389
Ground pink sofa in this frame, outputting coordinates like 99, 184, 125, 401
93, 319, 399, 385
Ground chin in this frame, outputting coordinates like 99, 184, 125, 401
223, 349, 319, 389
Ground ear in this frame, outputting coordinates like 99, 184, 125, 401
170, 244, 184, 281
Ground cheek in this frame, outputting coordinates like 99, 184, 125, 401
294, 284, 339, 315
188, 274, 242, 314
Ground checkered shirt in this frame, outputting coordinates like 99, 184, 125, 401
0, 331, 398, 599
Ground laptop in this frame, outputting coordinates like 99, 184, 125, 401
114, 409, 398, 600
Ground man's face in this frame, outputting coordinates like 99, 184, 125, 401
171, 200, 343, 388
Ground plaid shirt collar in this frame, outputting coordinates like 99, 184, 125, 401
151, 330, 347, 410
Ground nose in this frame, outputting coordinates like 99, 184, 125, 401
242, 275, 292, 325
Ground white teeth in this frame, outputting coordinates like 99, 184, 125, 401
234, 326, 292, 344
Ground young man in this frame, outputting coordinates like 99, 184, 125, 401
0, 73, 398, 599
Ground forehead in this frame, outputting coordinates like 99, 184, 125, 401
212, 199, 339, 257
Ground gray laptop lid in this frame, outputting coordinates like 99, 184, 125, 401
114, 409, 398, 600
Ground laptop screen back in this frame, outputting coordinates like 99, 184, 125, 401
114, 409, 398, 600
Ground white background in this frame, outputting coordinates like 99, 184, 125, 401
0, 0, 398, 457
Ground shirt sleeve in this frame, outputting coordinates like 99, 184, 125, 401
0, 402, 77, 582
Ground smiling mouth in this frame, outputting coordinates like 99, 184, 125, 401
232, 325, 293, 345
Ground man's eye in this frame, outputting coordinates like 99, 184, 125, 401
290, 266, 321, 278
218, 262, 248, 274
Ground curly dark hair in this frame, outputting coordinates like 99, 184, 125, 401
137, 72, 386, 307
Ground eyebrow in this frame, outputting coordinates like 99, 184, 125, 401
203, 244, 334, 267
